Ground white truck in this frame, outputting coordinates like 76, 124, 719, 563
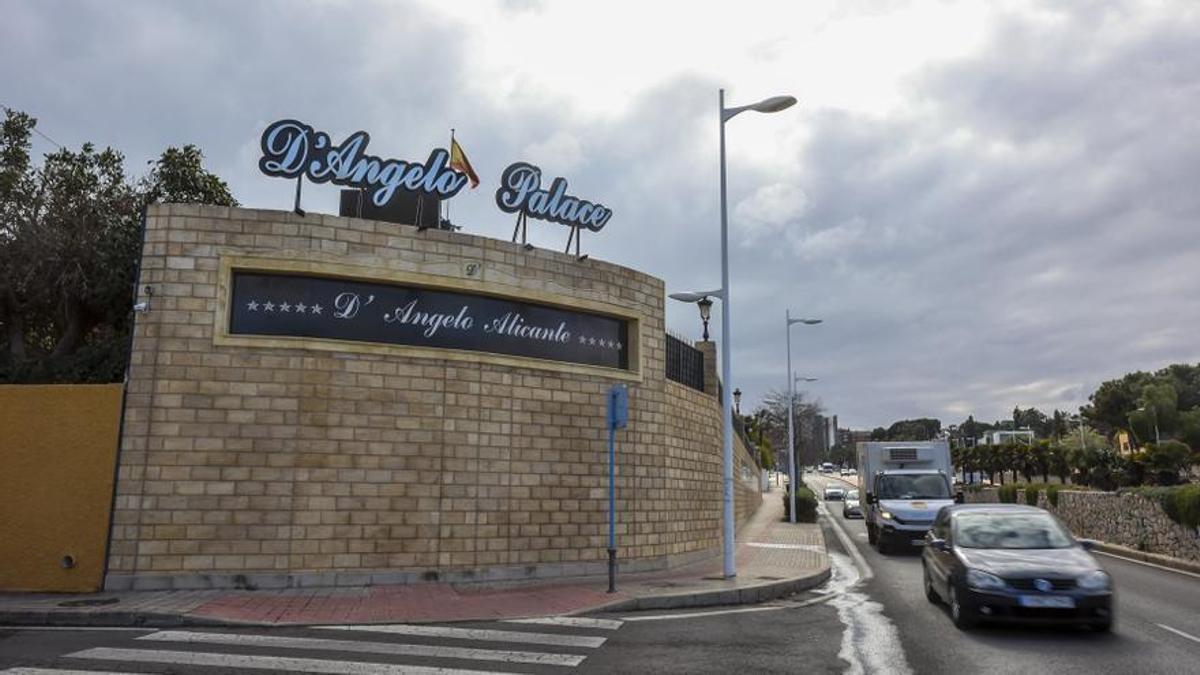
857, 441, 960, 554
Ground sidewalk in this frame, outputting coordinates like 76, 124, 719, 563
0, 486, 828, 627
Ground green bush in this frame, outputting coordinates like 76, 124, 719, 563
998, 484, 1018, 503
782, 487, 819, 523
1125, 484, 1200, 529
1046, 484, 1061, 508
1024, 485, 1041, 507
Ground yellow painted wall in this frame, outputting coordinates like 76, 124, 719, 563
0, 384, 123, 592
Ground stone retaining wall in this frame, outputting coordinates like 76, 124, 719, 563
965, 487, 1200, 562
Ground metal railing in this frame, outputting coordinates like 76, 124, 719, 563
665, 333, 704, 392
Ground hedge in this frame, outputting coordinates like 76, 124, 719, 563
1046, 484, 1061, 507
1024, 485, 1041, 507
1125, 485, 1200, 529
998, 484, 1019, 503
782, 487, 819, 523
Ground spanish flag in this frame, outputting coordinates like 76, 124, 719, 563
450, 137, 480, 189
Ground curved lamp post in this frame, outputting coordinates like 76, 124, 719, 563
669, 89, 796, 579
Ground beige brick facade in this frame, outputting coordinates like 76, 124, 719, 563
106, 204, 760, 590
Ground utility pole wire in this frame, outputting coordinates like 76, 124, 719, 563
1, 103, 65, 149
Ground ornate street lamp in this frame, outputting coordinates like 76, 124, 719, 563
697, 296, 714, 340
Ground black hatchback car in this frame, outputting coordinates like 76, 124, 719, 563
921, 504, 1114, 631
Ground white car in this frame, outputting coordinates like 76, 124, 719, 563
823, 486, 845, 501
842, 489, 863, 518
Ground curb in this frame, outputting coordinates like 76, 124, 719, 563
571, 565, 832, 615
1091, 542, 1200, 576
0, 610, 255, 629
0, 567, 834, 628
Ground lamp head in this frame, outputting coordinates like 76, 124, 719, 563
733, 388, 742, 407
749, 95, 798, 114
697, 296, 714, 322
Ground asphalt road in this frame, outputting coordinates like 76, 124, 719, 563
807, 472, 1200, 674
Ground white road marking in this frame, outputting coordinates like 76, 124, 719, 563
1157, 623, 1200, 644
64, 647, 515, 674
817, 492, 874, 582
825, 552, 912, 675
139, 630, 586, 667
502, 616, 623, 630
746, 542, 825, 552
1094, 550, 1200, 579
622, 592, 837, 622
318, 624, 606, 649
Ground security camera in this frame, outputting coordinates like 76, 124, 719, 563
133, 301, 149, 313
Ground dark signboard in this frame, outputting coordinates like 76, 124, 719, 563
229, 271, 629, 370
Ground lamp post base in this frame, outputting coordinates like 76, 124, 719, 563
607, 548, 618, 593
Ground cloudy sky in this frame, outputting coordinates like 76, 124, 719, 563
4, 0, 1199, 428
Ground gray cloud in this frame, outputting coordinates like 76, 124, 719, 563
4, 0, 1198, 429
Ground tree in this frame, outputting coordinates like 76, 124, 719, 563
1141, 441, 1193, 486
0, 108, 236, 383
750, 389, 824, 469
140, 144, 237, 207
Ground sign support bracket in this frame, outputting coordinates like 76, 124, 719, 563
293, 176, 305, 217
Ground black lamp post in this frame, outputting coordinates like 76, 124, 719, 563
733, 388, 742, 415
697, 296, 714, 341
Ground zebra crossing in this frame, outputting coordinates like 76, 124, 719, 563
1, 616, 623, 674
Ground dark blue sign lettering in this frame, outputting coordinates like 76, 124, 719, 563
495, 162, 613, 232
259, 120, 469, 207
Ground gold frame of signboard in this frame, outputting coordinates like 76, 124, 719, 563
213, 254, 644, 382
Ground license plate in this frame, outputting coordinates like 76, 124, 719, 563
910, 539, 925, 546
1018, 595, 1075, 609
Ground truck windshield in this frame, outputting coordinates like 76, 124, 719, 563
875, 474, 950, 500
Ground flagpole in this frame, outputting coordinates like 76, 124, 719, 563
446, 128, 455, 228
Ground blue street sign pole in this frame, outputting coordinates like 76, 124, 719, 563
606, 384, 628, 594
607, 420, 616, 593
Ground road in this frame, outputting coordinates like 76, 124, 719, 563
4, 476, 1199, 674
807, 472, 1200, 674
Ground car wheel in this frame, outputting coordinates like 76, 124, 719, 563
923, 563, 939, 604
1091, 619, 1114, 633
949, 585, 977, 630
876, 532, 891, 555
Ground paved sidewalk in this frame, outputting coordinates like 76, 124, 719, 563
0, 485, 827, 627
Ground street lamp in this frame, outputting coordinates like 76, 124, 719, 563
785, 311, 822, 523
733, 388, 742, 415
667, 89, 796, 579
697, 296, 714, 340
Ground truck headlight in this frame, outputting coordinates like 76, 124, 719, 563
1077, 570, 1110, 591
966, 569, 1006, 591
880, 511, 893, 520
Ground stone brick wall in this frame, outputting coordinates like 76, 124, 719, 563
965, 487, 1200, 562
107, 204, 760, 590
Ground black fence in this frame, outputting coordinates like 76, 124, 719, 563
666, 333, 705, 392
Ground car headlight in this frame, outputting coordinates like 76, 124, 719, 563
1077, 570, 1110, 591
880, 510, 893, 520
966, 569, 1006, 591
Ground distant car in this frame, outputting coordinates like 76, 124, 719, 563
839, 468, 850, 477
823, 486, 845, 501
843, 489, 862, 518
847, 468, 857, 476
921, 504, 1113, 632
